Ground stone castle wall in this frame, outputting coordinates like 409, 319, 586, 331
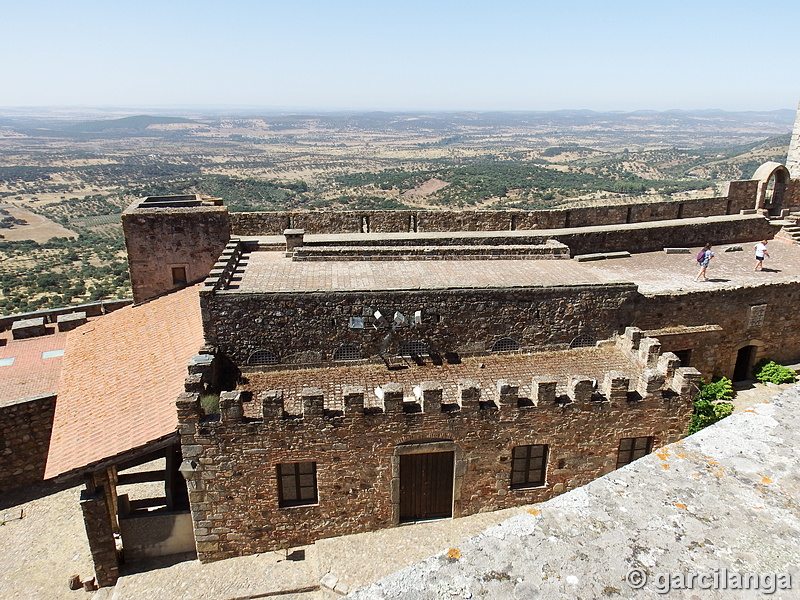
201, 283, 638, 366
0, 394, 56, 493
552, 214, 776, 256
634, 281, 800, 379
122, 205, 230, 304
228, 192, 756, 236
177, 339, 699, 561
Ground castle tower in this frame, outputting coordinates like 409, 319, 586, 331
122, 195, 230, 303
787, 99, 800, 179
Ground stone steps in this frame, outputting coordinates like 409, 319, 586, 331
775, 223, 800, 245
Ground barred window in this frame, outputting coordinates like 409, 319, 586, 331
569, 334, 596, 349
616, 436, 653, 469
399, 340, 428, 356
277, 462, 318, 507
333, 344, 361, 361
248, 349, 280, 366
492, 337, 520, 352
510, 444, 548, 488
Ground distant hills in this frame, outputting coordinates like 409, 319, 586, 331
67, 115, 196, 132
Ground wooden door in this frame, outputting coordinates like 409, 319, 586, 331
399, 451, 454, 522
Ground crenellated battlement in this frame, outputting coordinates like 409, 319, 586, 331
177, 339, 701, 430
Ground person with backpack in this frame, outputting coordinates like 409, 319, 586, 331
694, 243, 715, 281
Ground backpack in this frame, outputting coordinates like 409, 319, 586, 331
696, 250, 706, 263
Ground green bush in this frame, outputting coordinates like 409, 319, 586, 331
688, 400, 734, 435
752, 360, 797, 384
696, 376, 734, 402
688, 377, 734, 435
200, 393, 220, 416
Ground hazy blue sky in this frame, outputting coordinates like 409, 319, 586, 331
2, 0, 798, 112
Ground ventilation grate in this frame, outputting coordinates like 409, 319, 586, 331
491, 337, 520, 352
248, 349, 280, 366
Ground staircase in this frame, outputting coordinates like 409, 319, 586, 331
774, 212, 800, 244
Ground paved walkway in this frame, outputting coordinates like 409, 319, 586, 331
0, 382, 791, 600
232, 241, 800, 295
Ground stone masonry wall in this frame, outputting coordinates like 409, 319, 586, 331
552, 214, 777, 256
201, 284, 638, 366
122, 205, 230, 304
726, 180, 759, 210
634, 281, 800, 380
0, 394, 56, 493
177, 338, 699, 561
229, 192, 755, 236
785, 179, 800, 209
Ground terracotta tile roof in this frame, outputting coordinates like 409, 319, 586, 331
0, 328, 68, 404
44, 286, 204, 478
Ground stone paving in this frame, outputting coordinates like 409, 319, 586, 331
229, 240, 800, 296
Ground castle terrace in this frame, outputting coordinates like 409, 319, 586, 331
221, 235, 800, 295
16, 129, 799, 587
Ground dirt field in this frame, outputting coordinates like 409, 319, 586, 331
0, 204, 76, 242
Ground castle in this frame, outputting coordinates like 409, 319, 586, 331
8, 103, 800, 586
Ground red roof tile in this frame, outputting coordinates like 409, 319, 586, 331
44, 286, 204, 478
0, 329, 68, 403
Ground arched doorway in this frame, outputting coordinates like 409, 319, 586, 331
733, 345, 758, 381
752, 162, 790, 215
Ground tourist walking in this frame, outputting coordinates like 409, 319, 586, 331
694, 243, 715, 281
754, 239, 770, 271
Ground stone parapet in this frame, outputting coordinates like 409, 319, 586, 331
228, 192, 758, 237
230, 374, 693, 420
11, 317, 46, 339
201, 239, 244, 296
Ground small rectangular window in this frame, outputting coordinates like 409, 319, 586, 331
171, 266, 187, 285
277, 462, 318, 507
616, 436, 653, 469
510, 444, 548, 488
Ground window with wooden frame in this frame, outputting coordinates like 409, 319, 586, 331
277, 462, 318, 507
616, 436, 653, 469
510, 444, 548, 488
